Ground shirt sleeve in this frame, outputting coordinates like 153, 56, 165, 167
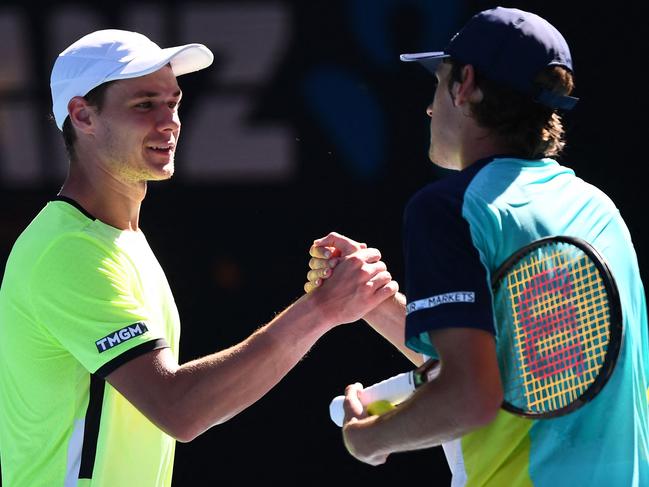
29, 233, 168, 376
403, 185, 495, 357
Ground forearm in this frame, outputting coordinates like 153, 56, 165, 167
363, 293, 423, 366
343, 328, 502, 462
344, 370, 490, 458
147, 294, 330, 441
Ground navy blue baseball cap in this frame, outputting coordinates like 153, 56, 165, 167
400, 7, 578, 110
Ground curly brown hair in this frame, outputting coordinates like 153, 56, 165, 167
447, 59, 575, 159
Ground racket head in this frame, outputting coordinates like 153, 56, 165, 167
491, 236, 622, 418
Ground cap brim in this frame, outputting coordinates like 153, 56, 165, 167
400, 51, 450, 74
111, 43, 214, 81
165, 44, 214, 77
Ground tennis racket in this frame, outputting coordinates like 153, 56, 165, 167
329, 235, 622, 425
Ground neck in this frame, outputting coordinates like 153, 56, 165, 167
457, 130, 513, 170
60, 158, 145, 231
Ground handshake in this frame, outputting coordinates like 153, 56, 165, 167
301, 231, 399, 327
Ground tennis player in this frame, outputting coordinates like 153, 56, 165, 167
0, 30, 398, 486
307, 7, 648, 486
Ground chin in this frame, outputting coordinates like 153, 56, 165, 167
150, 161, 175, 180
155, 170, 174, 181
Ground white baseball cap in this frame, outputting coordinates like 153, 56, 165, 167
50, 29, 214, 130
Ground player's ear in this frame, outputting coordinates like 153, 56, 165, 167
67, 96, 96, 135
455, 64, 483, 105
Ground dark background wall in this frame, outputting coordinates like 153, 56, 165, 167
0, 1, 646, 485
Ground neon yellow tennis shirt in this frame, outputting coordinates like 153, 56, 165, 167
0, 198, 180, 486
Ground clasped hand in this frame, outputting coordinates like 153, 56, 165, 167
303, 232, 398, 325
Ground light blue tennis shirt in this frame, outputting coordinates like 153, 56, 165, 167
403, 156, 649, 486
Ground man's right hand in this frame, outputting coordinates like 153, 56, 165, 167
303, 232, 398, 326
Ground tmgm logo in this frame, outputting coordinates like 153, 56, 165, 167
95, 323, 149, 353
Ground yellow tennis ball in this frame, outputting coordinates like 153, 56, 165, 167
367, 399, 396, 416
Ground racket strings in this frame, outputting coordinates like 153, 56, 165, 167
500, 244, 611, 412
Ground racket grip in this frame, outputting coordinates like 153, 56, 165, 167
328, 371, 416, 427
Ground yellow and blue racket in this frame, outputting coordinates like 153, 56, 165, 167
329, 236, 622, 424
492, 235, 622, 417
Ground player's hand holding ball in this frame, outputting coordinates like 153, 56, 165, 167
342, 382, 391, 466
